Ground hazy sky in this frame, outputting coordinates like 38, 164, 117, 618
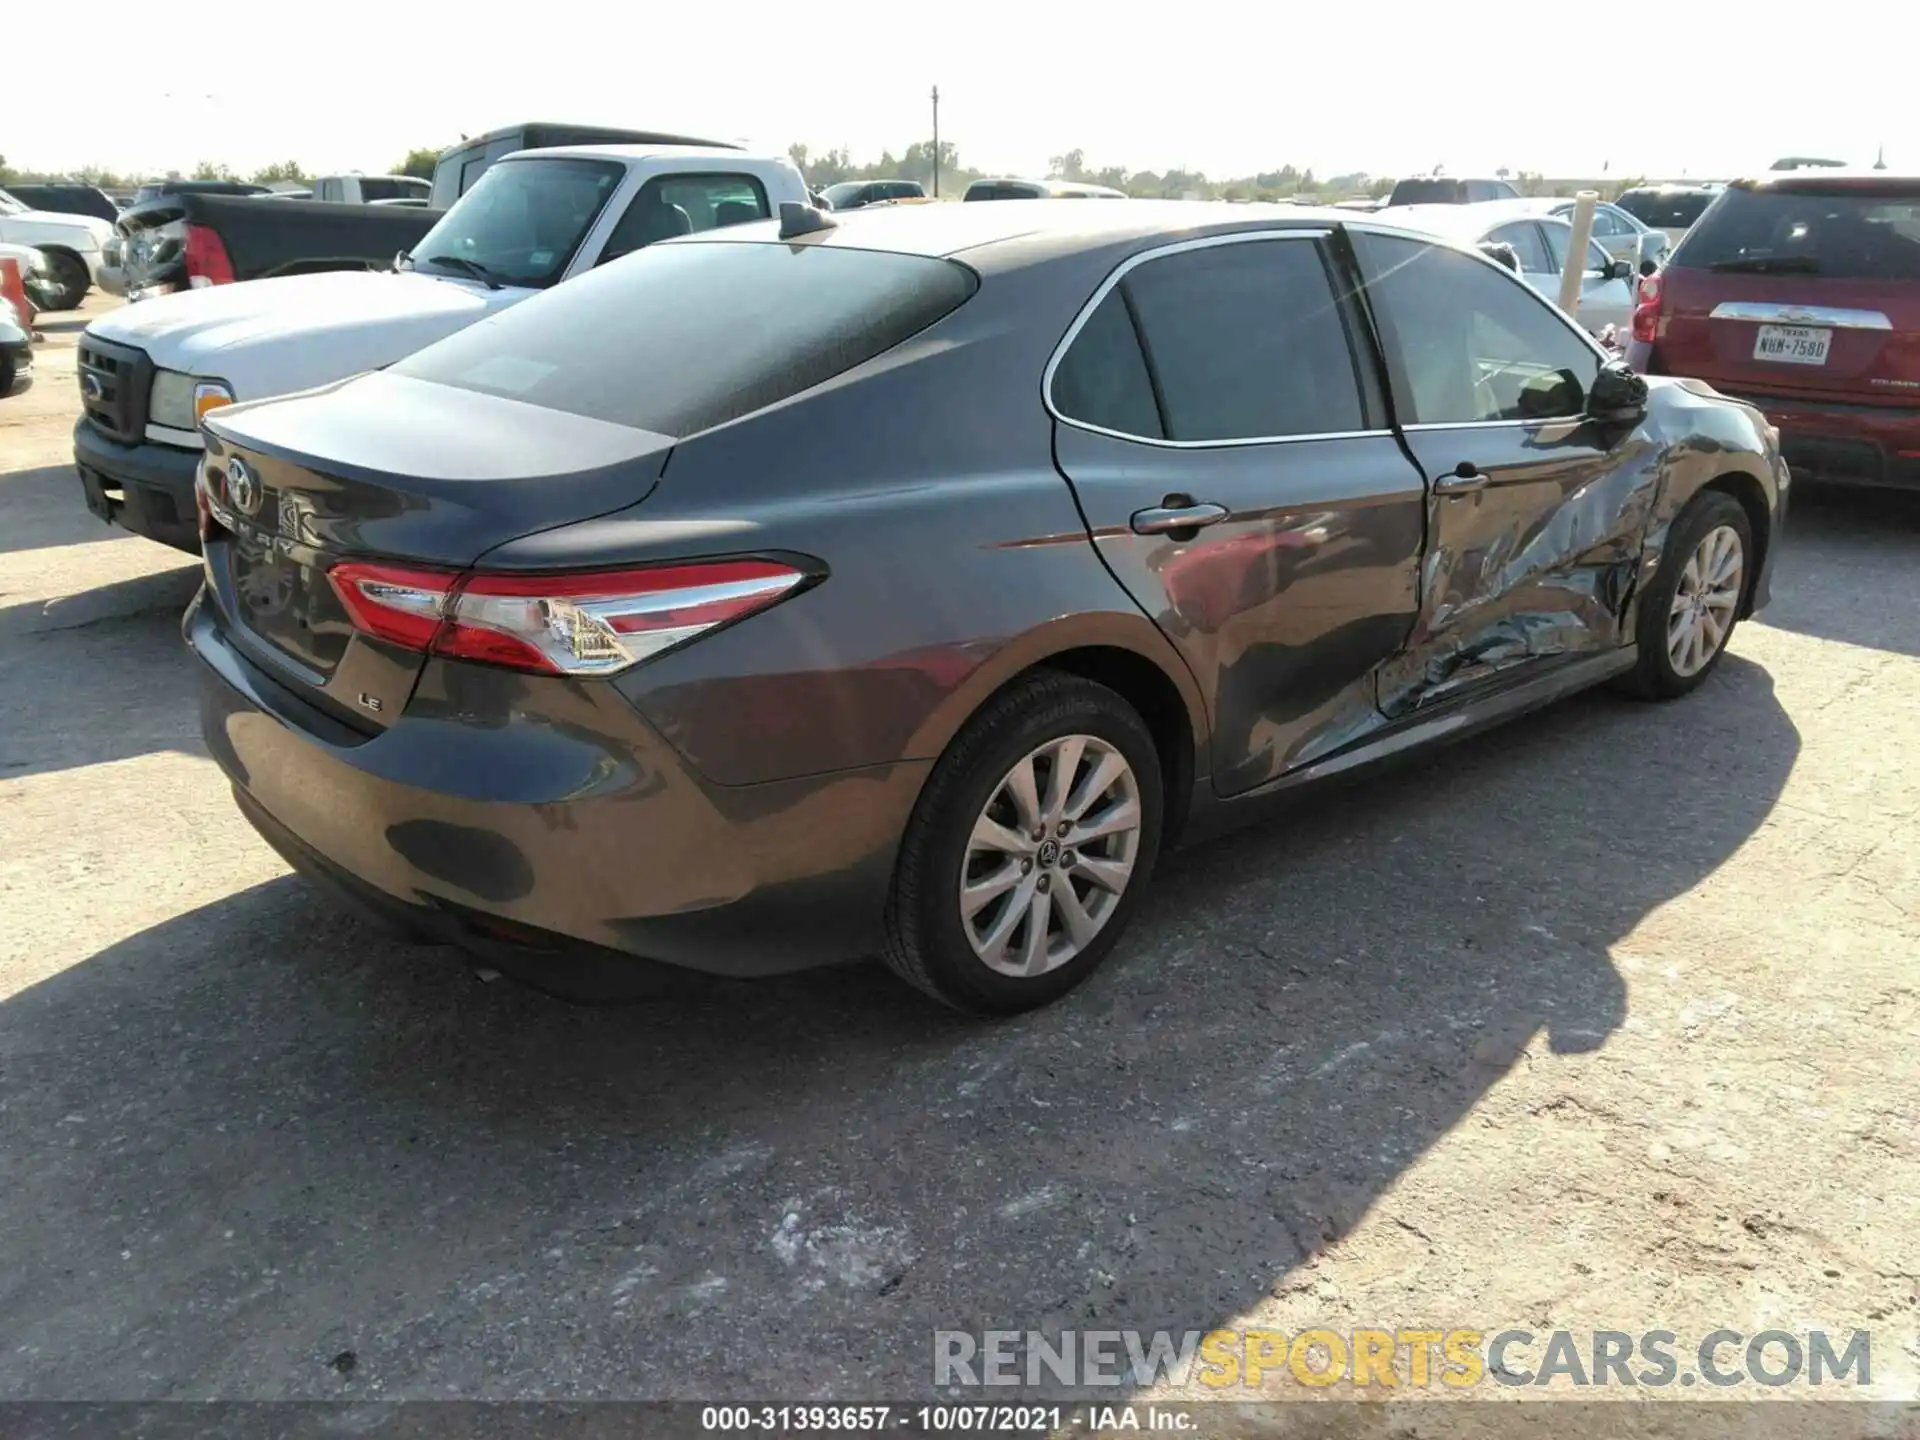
16, 0, 1907, 182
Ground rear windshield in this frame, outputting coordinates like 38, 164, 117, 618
965, 182, 1044, 201
393, 240, 979, 437
1389, 179, 1467, 205
1673, 184, 1920, 279
1615, 190, 1714, 228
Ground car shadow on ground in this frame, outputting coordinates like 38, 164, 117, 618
1758, 485, 1920, 657
0, 650, 1800, 1399
0, 565, 203, 779
0, 462, 134, 558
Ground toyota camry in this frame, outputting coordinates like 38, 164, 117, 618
188, 199, 1787, 1013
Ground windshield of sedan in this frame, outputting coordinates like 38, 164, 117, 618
0, 190, 25, 216
409, 157, 624, 290
1675, 184, 1920, 279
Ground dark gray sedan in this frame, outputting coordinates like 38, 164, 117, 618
186, 200, 1787, 1014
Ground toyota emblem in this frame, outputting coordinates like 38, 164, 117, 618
226, 458, 262, 516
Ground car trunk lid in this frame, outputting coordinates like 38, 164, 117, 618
200, 370, 671, 732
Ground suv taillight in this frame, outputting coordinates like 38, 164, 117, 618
1631, 271, 1663, 345
326, 559, 809, 676
183, 224, 237, 288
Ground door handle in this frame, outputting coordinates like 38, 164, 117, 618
1433, 460, 1487, 494
1130, 500, 1230, 535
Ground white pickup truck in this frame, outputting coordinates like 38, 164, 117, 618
74, 145, 809, 551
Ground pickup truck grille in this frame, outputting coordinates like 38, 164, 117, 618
77, 336, 153, 443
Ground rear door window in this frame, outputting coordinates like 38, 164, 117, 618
1490, 221, 1553, 273
1054, 237, 1375, 442
394, 241, 978, 437
1673, 183, 1920, 279
1050, 292, 1163, 438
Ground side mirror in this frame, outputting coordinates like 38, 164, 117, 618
1602, 258, 1634, 282
1587, 359, 1649, 423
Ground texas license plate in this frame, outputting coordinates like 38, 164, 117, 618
1754, 324, 1831, 365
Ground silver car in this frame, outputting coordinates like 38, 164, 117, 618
1379, 201, 1640, 339
1520, 198, 1671, 276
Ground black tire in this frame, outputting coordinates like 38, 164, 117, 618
40, 250, 90, 311
0, 351, 16, 398
1620, 490, 1753, 700
882, 671, 1164, 1015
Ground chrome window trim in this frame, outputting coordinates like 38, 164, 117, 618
1708, 302, 1892, 330
1044, 227, 1399, 449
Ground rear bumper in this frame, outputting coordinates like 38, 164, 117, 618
187, 592, 926, 979
72, 416, 202, 552
1726, 392, 1920, 491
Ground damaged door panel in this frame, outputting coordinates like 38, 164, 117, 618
1047, 231, 1427, 796
1380, 420, 1661, 715
1353, 229, 1658, 716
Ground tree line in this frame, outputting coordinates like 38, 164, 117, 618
2, 145, 1650, 204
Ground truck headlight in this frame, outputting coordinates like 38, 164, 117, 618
148, 369, 196, 428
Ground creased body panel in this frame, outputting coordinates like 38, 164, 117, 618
1380, 419, 1661, 716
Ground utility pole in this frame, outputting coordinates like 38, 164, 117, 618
931, 85, 941, 197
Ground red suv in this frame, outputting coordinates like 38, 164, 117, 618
1628, 172, 1920, 489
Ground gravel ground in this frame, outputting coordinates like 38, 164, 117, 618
0, 296, 1916, 1417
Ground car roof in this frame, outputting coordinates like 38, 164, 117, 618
1734, 170, 1920, 192
501, 143, 774, 166
677, 197, 1366, 269
1376, 199, 1572, 239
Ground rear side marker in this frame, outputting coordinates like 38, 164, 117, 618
326, 559, 810, 676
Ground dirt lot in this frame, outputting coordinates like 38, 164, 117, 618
1, 296, 1917, 1417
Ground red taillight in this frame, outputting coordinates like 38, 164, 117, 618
1631, 271, 1663, 344
437, 560, 807, 674
327, 561, 459, 651
183, 223, 237, 288
326, 558, 807, 675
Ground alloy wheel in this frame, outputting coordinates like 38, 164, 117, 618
959, 734, 1142, 977
1667, 523, 1744, 678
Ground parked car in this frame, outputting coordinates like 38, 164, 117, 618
1384, 176, 1520, 206
312, 174, 432, 205
0, 188, 116, 309
1381, 202, 1638, 337
964, 178, 1126, 200
0, 241, 59, 316
1629, 170, 1920, 490
1508, 196, 1670, 275
426, 122, 740, 209
3, 183, 119, 223
1614, 184, 1722, 248
113, 190, 439, 299
822, 179, 927, 210
1770, 157, 1847, 172
186, 199, 1784, 1013
76, 144, 805, 553
0, 298, 30, 397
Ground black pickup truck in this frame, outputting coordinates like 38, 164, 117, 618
115, 192, 440, 296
